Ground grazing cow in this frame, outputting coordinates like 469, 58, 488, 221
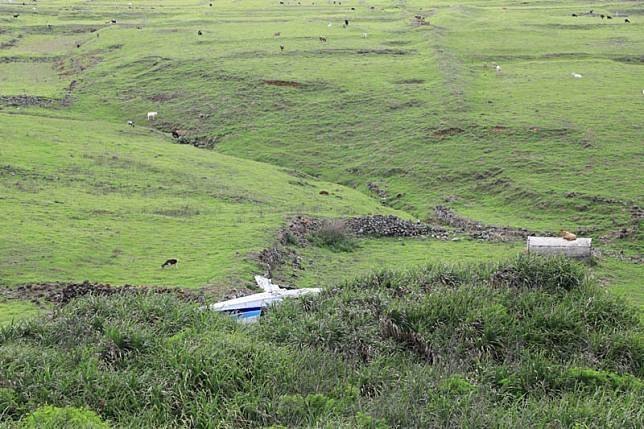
161, 258, 178, 268
571, 72, 582, 78
127, 120, 134, 127
625, 18, 630, 23
571, 13, 577, 17
607, 15, 612, 19
280, 44, 284, 51
344, 19, 349, 26
209, 2, 213, 6
351, 7, 355, 10
197, 30, 202, 35
111, 19, 117, 24
13, 14, 19, 18
495, 64, 502, 73
274, 32, 281, 37
147, 112, 158, 120
76, 43, 81, 48
319, 36, 327, 42
319, 190, 329, 195
600, 14, 605, 19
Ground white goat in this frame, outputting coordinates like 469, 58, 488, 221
571, 73, 583, 79
147, 112, 157, 120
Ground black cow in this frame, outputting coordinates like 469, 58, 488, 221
161, 259, 178, 268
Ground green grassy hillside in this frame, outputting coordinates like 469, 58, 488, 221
0, 0, 641, 320
0, 112, 395, 288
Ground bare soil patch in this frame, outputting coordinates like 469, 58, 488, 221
432, 127, 464, 139
395, 79, 425, 84
0, 281, 222, 306
0, 39, 18, 49
263, 79, 302, 88
149, 91, 181, 102
613, 55, 644, 64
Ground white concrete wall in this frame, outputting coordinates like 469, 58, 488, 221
527, 237, 592, 258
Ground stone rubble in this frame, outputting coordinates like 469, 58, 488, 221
434, 205, 537, 241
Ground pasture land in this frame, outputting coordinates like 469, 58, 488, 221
0, 0, 641, 320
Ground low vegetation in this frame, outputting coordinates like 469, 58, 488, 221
308, 219, 358, 252
1, 257, 641, 428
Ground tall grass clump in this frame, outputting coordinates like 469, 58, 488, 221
1, 256, 642, 428
309, 219, 357, 252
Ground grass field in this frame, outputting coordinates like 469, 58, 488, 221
0, 0, 641, 322
0, 1, 642, 426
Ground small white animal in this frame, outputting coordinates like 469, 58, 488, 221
571, 73, 583, 79
147, 111, 157, 120
328, 22, 332, 27
127, 120, 134, 126
495, 64, 501, 73
362, 32, 368, 38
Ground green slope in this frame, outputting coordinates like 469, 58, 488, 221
0, 112, 395, 289
0, 0, 641, 310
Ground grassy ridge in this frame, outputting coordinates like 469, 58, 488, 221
1, 257, 641, 427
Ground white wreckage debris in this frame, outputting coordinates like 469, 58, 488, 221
205, 276, 321, 322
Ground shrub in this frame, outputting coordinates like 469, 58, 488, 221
309, 219, 357, 252
20, 406, 109, 429
438, 375, 476, 395
0, 387, 21, 419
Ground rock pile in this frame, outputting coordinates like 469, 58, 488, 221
174, 135, 219, 149
257, 247, 303, 276
277, 216, 323, 245
277, 215, 449, 241
345, 215, 449, 239
434, 205, 535, 241
0, 95, 59, 107
367, 182, 387, 198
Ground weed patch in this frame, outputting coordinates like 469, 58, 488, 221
3, 258, 637, 427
